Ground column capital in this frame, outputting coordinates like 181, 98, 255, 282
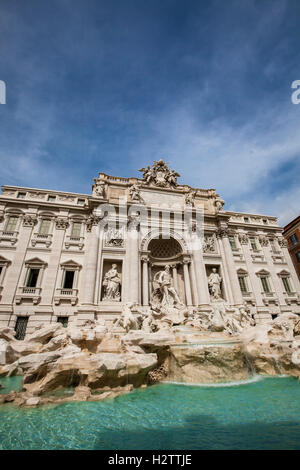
216, 226, 229, 239
22, 214, 38, 227
277, 236, 288, 248
258, 235, 269, 247
238, 233, 249, 244
55, 217, 69, 230
85, 214, 103, 232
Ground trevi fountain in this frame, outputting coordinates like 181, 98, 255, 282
0, 161, 300, 449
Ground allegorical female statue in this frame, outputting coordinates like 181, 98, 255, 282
102, 263, 121, 301
208, 268, 222, 300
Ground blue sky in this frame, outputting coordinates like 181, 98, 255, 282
0, 0, 299, 226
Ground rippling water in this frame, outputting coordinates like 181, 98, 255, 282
1, 376, 300, 449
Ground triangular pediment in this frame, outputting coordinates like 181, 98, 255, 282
0, 255, 11, 265
256, 269, 270, 276
277, 269, 290, 276
25, 257, 47, 266
237, 268, 248, 275
60, 259, 82, 268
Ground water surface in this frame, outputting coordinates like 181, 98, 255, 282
0, 376, 300, 449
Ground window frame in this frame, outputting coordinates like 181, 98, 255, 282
4, 215, 19, 233
290, 233, 299, 246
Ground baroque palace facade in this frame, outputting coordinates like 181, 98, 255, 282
0, 160, 299, 338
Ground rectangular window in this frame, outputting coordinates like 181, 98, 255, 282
57, 316, 69, 328
282, 277, 292, 294
261, 276, 270, 293
296, 251, 300, 263
290, 234, 299, 246
238, 276, 247, 293
15, 316, 28, 341
250, 237, 258, 251
263, 219, 268, 225
48, 195, 56, 202
39, 219, 51, 235
17, 192, 26, 199
26, 268, 39, 288
244, 217, 249, 223
77, 199, 85, 206
63, 270, 75, 289
5, 216, 18, 233
229, 236, 237, 250
71, 222, 81, 238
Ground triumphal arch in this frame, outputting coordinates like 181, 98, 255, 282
0, 159, 299, 337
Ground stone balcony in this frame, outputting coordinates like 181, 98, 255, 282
261, 291, 279, 306
283, 291, 300, 306
64, 236, 84, 250
31, 233, 53, 248
241, 291, 256, 306
54, 288, 78, 305
0, 230, 18, 246
272, 254, 286, 264
251, 252, 265, 263
15, 286, 42, 305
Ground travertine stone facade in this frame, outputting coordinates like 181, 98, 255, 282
0, 160, 299, 336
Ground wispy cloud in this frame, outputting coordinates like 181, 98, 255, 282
0, 0, 299, 226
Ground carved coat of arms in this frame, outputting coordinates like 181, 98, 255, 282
139, 160, 180, 189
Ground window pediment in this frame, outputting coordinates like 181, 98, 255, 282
277, 269, 290, 277
38, 211, 55, 218
256, 269, 270, 276
60, 259, 82, 269
0, 255, 11, 265
237, 268, 248, 275
25, 257, 47, 267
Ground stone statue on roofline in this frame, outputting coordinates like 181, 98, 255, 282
139, 160, 180, 189
129, 183, 144, 203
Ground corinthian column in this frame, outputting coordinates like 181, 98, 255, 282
80, 215, 103, 306
217, 226, 243, 306
183, 258, 193, 306
172, 264, 178, 292
141, 255, 149, 306
123, 223, 140, 304
191, 244, 211, 308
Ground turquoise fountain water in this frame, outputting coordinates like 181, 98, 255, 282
1, 376, 300, 449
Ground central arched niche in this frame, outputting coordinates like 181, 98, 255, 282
147, 235, 185, 304
148, 236, 182, 260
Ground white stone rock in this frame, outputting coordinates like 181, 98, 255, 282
25, 397, 40, 406
0, 327, 16, 342
18, 351, 62, 372
26, 324, 63, 344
